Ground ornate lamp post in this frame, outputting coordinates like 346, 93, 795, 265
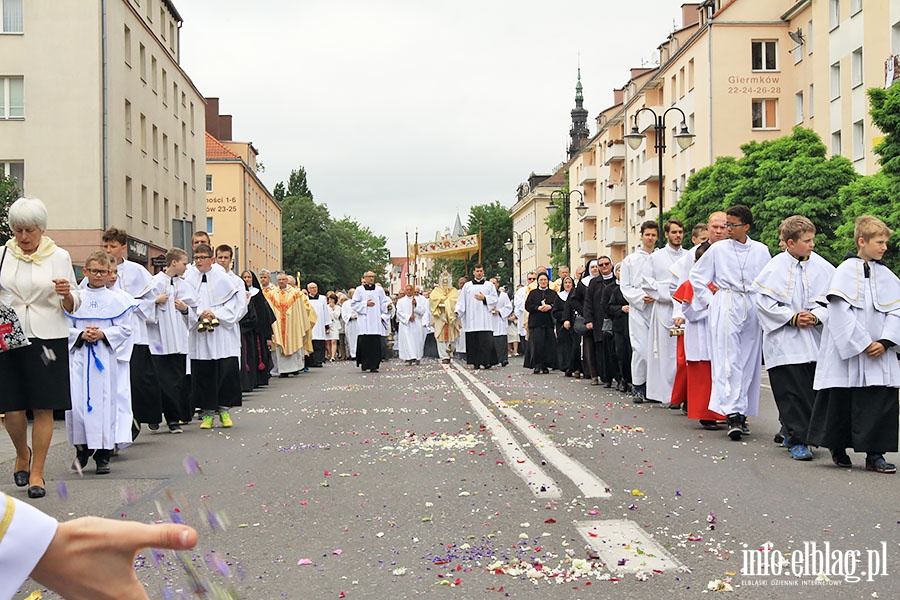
546, 189, 587, 270
504, 231, 535, 285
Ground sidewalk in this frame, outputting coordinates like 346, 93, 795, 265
0, 417, 68, 466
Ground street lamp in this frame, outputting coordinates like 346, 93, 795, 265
504, 231, 535, 285
546, 189, 587, 270
624, 107, 695, 245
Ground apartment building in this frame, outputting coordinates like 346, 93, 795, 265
509, 170, 565, 284
0, 0, 206, 268
205, 99, 282, 274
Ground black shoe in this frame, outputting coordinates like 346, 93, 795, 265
726, 413, 743, 441
668, 403, 682, 410
542, 368, 550, 374
74, 445, 93, 470
131, 419, 140, 441
533, 368, 541, 374
13, 447, 31, 487
773, 432, 785, 445
27, 480, 46, 499
148, 423, 160, 431
603, 381, 613, 388
501, 361, 508, 367
700, 420, 720, 430
95, 453, 111, 475
831, 448, 852, 468
483, 364, 492, 370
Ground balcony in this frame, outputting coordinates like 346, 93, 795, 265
578, 239, 598, 258
597, 164, 611, 182
604, 226, 627, 247
578, 165, 597, 185
604, 184, 626, 206
637, 158, 660, 184
635, 106, 663, 133
577, 203, 597, 221
604, 142, 625, 164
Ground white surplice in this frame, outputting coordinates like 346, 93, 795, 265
493, 292, 513, 337
396, 294, 427, 360
690, 236, 771, 416
185, 268, 243, 360
147, 271, 198, 356
754, 251, 834, 369
514, 286, 528, 337
341, 299, 360, 358
66, 286, 136, 450
454, 279, 498, 332
813, 258, 900, 390
642, 245, 687, 402
670, 247, 710, 362
351, 285, 390, 335
308, 294, 332, 340
116, 259, 156, 345
0, 493, 59, 600
619, 248, 653, 385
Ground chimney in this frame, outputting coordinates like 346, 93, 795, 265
613, 87, 624, 105
205, 97, 220, 137
682, 3, 700, 27
218, 115, 233, 141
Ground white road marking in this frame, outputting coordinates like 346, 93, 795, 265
443, 365, 562, 498
452, 364, 611, 499
576, 519, 681, 573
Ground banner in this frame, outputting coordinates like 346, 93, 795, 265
411, 234, 480, 261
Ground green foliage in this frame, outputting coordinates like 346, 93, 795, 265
544, 191, 569, 270
831, 172, 900, 271
465, 201, 513, 287
273, 182, 285, 204
869, 83, 900, 176
667, 127, 856, 263
0, 175, 21, 244
278, 165, 390, 291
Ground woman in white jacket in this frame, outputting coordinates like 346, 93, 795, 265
0, 198, 79, 499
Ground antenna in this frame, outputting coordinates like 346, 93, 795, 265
788, 28, 805, 48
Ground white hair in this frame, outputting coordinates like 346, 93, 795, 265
259, 268, 271, 275
9, 197, 48, 230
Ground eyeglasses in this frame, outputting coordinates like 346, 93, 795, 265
194, 255, 212, 260
725, 222, 747, 229
527, 277, 536, 281
85, 268, 109, 276
598, 262, 611, 267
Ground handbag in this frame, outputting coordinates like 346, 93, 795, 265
573, 314, 588, 336
0, 247, 30, 352
601, 318, 614, 335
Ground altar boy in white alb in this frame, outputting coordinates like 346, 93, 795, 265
185, 243, 244, 429
690, 205, 771, 441
67, 252, 136, 475
455, 264, 499, 369
306, 281, 332, 367
351, 271, 391, 372
396, 284, 427, 364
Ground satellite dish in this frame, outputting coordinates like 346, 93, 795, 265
788, 28, 804, 46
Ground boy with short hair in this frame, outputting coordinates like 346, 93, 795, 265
148, 247, 197, 432
754, 216, 834, 460
66, 252, 136, 474
809, 216, 900, 473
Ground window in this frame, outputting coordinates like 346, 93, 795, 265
159, 8, 165, 35
190, 159, 196, 189
169, 23, 176, 51
124, 176, 133, 216
140, 113, 147, 152
190, 102, 195, 131
206, 174, 213, 192
139, 44, 146, 81
830, 62, 841, 100
173, 83, 179, 116
830, 0, 840, 30
751, 40, 778, 71
688, 59, 695, 91
146, 0, 152, 21
164, 197, 169, 233
851, 48, 863, 87
751, 98, 778, 129
173, 144, 179, 176
0, 76, 24, 119
795, 91, 804, 124
141, 185, 148, 223
893, 22, 900, 56
124, 25, 131, 66
679, 66, 685, 98
161, 69, 167, 105
151, 56, 158, 93
153, 192, 159, 229
152, 124, 158, 161
850, 0, 861, 15
808, 20, 813, 55
206, 216, 214, 235
162, 133, 168, 169
832, 130, 842, 156
0, 161, 25, 192
124, 100, 132, 141
809, 84, 815, 118
1, 0, 23, 33
852, 120, 864, 160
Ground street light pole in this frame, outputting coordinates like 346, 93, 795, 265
624, 107, 695, 246
547, 189, 587, 271
504, 231, 534, 285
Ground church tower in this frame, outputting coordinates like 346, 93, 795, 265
568, 68, 589, 159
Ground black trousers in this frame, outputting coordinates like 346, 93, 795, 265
357, 335, 382, 371
493, 335, 508, 365
466, 331, 498, 367
309, 339, 327, 367
150, 353, 190, 424
191, 357, 242, 411
768, 363, 816, 446
131, 344, 162, 424
808, 385, 899, 452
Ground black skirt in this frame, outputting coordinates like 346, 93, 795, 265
808, 386, 899, 452
528, 327, 557, 370
466, 331, 498, 367
357, 334, 382, 371
0, 337, 71, 412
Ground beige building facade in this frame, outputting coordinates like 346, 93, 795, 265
509, 170, 564, 284
0, 0, 207, 268
567, 0, 900, 257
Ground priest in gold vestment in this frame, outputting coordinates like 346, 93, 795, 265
429, 271, 460, 363
264, 273, 315, 376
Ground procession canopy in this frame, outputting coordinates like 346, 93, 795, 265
411, 234, 480, 261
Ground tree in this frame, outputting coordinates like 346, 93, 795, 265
465, 201, 513, 287
285, 167, 313, 200
273, 182, 285, 204
328, 217, 391, 289
0, 175, 22, 244
543, 187, 569, 271
869, 83, 900, 177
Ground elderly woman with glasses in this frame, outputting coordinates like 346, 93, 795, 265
0, 198, 80, 499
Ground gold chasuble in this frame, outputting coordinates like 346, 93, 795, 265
429, 285, 460, 344
264, 287, 315, 355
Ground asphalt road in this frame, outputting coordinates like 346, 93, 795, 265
4, 355, 899, 599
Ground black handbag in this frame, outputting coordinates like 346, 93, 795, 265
573, 314, 588, 336
0, 247, 30, 352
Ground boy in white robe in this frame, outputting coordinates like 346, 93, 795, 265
619, 221, 658, 401
351, 270, 391, 372
148, 247, 198, 432
809, 216, 900, 473
690, 205, 771, 441
342, 288, 359, 360
66, 252, 136, 474
396, 284, 427, 363
641, 219, 686, 403
306, 281, 332, 367
455, 265, 499, 369
491, 279, 513, 367
754, 216, 834, 461
185, 244, 243, 429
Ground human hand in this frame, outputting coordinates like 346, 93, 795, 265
865, 341, 886, 358
52, 278, 71, 297
155, 294, 169, 305
200, 310, 215, 320
643, 296, 655, 304
173, 298, 187, 312
622, 305, 630, 313
474, 293, 485, 301
796, 312, 817, 328
586, 322, 594, 330
563, 320, 571, 330
673, 317, 685, 327
30, 517, 198, 600
367, 300, 375, 307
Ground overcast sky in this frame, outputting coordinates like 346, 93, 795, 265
178, 0, 683, 255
